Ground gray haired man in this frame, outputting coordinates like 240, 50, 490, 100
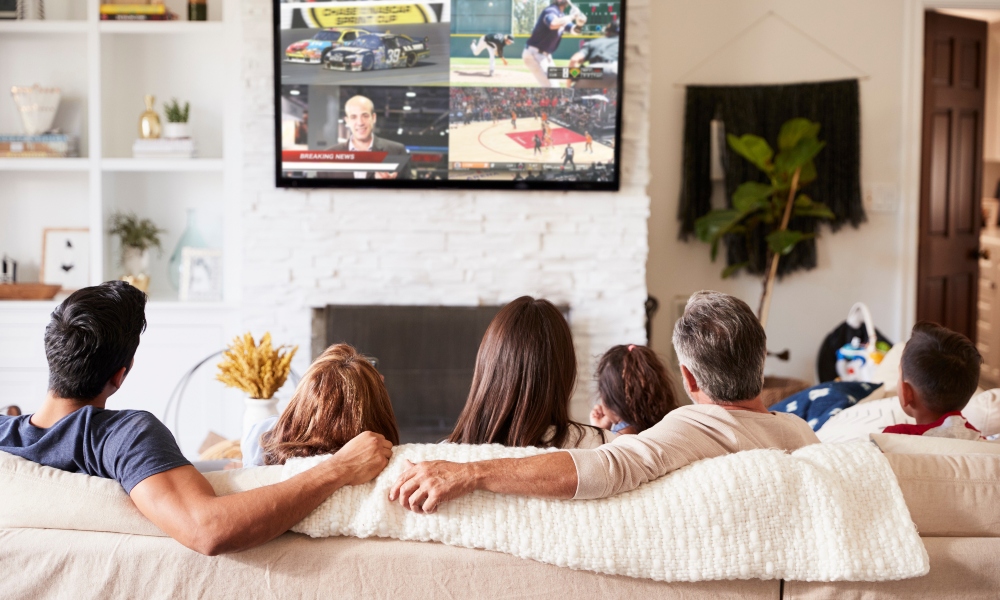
389, 291, 819, 512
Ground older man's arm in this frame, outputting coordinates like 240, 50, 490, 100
391, 414, 719, 512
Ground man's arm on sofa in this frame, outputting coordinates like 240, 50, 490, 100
388, 451, 578, 514
130, 431, 392, 556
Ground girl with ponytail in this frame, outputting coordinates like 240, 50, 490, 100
590, 344, 678, 434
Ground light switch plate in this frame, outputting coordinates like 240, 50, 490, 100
863, 183, 899, 214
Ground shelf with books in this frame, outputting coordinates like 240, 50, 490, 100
0, 158, 91, 171
99, 21, 224, 34
102, 158, 223, 172
0, 21, 89, 34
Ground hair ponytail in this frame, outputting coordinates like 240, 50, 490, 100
597, 344, 677, 432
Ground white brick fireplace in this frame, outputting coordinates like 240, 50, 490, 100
239, 0, 652, 419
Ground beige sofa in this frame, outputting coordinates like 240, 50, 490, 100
1, 448, 997, 600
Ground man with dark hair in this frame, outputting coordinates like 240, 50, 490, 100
389, 291, 818, 513
883, 322, 986, 440
0, 281, 393, 555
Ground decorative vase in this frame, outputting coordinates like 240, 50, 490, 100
139, 95, 161, 140
167, 208, 208, 290
121, 246, 151, 292
242, 397, 279, 439
11, 84, 60, 135
163, 122, 190, 140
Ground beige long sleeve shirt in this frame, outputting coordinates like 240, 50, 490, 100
566, 404, 820, 499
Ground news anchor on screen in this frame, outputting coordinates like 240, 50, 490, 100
331, 95, 411, 179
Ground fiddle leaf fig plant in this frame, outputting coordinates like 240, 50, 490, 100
694, 118, 835, 328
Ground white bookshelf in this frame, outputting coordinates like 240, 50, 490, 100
0, 0, 242, 304
0, 0, 245, 455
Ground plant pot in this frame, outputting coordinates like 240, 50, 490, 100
243, 397, 279, 439
122, 246, 150, 277
163, 122, 191, 140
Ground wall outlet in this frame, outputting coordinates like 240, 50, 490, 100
863, 183, 899, 214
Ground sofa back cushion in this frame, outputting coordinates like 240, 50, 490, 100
0, 450, 279, 536
885, 451, 1000, 537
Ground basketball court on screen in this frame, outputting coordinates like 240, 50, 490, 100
450, 116, 614, 164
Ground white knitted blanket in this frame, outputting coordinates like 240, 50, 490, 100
281, 441, 929, 582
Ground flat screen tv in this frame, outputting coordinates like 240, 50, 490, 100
273, 0, 626, 191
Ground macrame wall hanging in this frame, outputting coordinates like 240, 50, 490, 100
675, 12, 867, 279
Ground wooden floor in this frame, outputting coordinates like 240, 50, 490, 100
448, 116, 615, 165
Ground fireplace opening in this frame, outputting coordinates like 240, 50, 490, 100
313, 305, 502, 443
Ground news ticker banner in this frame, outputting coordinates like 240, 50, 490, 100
280, 1, 450, 29
281, 149, 444, 171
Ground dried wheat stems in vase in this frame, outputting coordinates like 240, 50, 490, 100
216, 332, 297, 399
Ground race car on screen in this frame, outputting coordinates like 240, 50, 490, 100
285, 29, 370, 64
322, 33, 430, 71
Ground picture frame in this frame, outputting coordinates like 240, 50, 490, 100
984, 198, 1000, 234
179, 247, 223, 302
41, 228, 90, 291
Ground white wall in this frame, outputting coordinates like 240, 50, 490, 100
647, 0, 909, 383
239, 0, 652, 420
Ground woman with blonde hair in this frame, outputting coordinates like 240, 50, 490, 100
242, 343, 399, 466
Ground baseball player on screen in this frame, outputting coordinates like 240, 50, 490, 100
471, 33, 515, 77
523, 0, 587, 87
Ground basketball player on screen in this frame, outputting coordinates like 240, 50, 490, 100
511, 109, 518, 130
471, 33, 515, 77
522, 0, 587, 88
585, 131, 593, 153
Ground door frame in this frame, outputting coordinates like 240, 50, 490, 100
901, 0, 1000, 336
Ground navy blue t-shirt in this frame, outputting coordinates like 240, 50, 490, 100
0, 406, 191, 493
527, 5, 573, 54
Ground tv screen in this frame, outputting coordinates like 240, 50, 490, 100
273, 0, 626, 191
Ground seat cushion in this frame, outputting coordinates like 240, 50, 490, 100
886, 452, 1000, 537
0, 528, 780, 600
0, 450, 279, 536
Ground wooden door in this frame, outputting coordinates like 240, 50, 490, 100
918, 12, 987, 341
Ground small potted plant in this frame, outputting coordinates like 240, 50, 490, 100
162, 98, 191, 139
216, 332, 298, 436
108, 211, 165, 292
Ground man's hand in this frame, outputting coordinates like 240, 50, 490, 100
375, 171, 399, 179
502, 57, 509, 67
330, 431, 393, 485
388, 459, 477, 514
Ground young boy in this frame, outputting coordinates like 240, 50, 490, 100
882, 321, 985, 440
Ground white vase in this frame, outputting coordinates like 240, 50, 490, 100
122, 246, 150, 276
243, 398, 279, 439
163, 122, 191, 139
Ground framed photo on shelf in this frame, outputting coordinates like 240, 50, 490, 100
983, 198, 1000, 234
179, 247, 223, 302
41, 228, 90, 291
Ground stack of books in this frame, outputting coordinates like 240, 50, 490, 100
0, 134, 79, 158
100, 2, 178, 21
133, 138, 197, 159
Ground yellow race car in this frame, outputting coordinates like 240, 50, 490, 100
285, 29, 370, 64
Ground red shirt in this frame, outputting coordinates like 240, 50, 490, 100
882, 411, 983, 439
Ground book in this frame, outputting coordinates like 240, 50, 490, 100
133, 138, 197, 158
100, 4, 167, 15
101, 13, 175, 20
0, 134, 79, 157
0, 134, 76, 143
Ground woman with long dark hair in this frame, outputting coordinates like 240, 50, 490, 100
448, 296, 611, 449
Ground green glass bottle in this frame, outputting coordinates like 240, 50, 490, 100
188, 0, 207, 22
